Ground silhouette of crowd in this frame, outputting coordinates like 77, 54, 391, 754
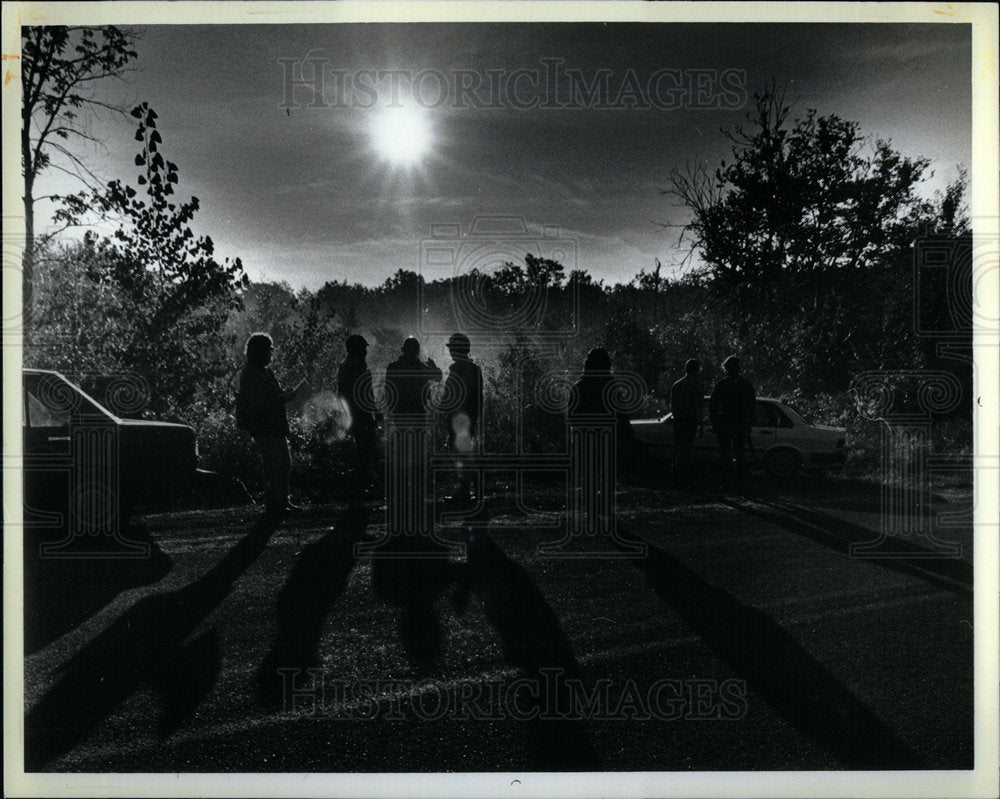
237, 330, 757, 516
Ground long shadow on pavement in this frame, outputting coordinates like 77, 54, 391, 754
257, 508, 368, 702
721, 497, 972, 598
24, 514, 280, 771
369, 530, 466, 673
23, 521, 174, 655
466, 528, 602, 771
615, 526, 926, 769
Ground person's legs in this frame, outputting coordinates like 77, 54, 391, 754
349, 426, 375, 506
449, 417, 475, 502
673, 418, 696, 486
717, 432, 733, 490
277, 437, 291, 507
255, 436, 290, 513
733, 433, 746, 488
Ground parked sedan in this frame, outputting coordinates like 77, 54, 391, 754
630, 397, 847, 478
22, 369, 201, 552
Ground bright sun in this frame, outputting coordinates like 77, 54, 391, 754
370, 106, 432, 166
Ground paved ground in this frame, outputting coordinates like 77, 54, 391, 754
21, 476, 974, 772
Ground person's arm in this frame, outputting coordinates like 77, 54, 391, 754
360, 368, 376, 413
279, 378, 305, 404
360, 369, 381, 423
336, 365, 347, 399
476, 366, 484, 419
700, 382, 710, 431
383, 364, 398, 413
425, 357, 442, 381
694, 380, 706, 414
441, 370, 457, 411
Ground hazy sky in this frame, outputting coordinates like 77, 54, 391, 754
33, 22, 972, 289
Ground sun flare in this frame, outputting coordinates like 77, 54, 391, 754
370, 106, 432, 166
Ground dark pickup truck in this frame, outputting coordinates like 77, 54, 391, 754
22, 369, 200, 556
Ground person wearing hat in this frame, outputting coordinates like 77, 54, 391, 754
443, 332, 483, 502
708, 355, 756, 491
337, 333, 378, 508
384, 336, 442, 417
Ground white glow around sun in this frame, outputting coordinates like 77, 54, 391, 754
370, 106, 432, 166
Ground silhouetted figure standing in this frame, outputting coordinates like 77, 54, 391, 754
566, 347, 634, 541
383, 337, 441, 540
384, 337, 442, 418
238, 333, 303, 516
670, 358, 704, 488
444, 333, 483, 502
337, 334, 377, 509
709, 355, 756, 491
570, 347, 635, 469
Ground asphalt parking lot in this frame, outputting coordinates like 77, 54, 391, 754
22, 476, 974, 772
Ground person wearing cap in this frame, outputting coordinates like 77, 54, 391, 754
444, 332, 483, 502
337, 333, 377, 508
669, 358, 705, 488
384, 336, 442, 417
708, 355, 756, 491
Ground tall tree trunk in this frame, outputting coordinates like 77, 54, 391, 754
22, 120, 35, 352
23, 186, 34, 350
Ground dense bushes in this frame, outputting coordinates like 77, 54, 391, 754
26, 242, 972, 499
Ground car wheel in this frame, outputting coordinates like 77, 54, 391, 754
764, 449, 802, 479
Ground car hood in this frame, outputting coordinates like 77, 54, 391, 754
812, 424, 847, 434
118, 418, 193, 432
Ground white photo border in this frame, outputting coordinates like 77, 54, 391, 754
3, 2, 997, 798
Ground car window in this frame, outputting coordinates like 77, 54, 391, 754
753, 401, 779, 427
771, 404, 795, 428
783, 402, 813, 425
25, 387, 72, 428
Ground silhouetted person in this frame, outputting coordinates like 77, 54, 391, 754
383, 337, 441, 538
384, 337, 442, 417
570, 347, 635, 472
670, 358, 705, 487
337, 334, 377, 509
709, 355, 756, 491
444, 332, 483, 502
237, 333, 304, 516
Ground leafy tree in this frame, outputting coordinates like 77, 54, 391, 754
53, 102, 248, 415
27, 238, 133, 377
21, 25, 138, 334
524, 253, 565, 289
667, 84, 965, 391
